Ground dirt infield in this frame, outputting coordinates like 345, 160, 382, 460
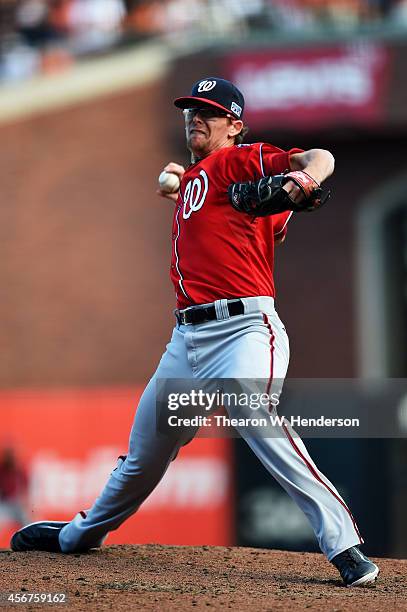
0, 544, 405, 611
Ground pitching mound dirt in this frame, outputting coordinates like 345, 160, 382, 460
0, 544, 405, 611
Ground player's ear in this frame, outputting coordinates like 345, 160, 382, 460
228, 119, 243, 138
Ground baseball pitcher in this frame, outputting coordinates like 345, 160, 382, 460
11, 77, 379, 587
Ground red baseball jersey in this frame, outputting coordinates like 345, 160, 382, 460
170, 142, 303, 309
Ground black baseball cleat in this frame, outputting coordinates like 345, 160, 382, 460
331, 546, 379, 587
10, 521, 69, 552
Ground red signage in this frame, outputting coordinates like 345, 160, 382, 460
225, 43, 391, 130
0, 388, 233, 548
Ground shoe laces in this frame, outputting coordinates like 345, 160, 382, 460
343, 548, 361, 568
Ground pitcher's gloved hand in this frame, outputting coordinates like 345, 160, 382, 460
228, 170, 331, 217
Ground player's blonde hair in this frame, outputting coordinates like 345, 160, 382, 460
235, 125, 249, 145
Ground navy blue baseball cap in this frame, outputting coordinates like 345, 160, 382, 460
174, 77, 245, 119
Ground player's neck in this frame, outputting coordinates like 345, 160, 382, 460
190, 139, 235, 163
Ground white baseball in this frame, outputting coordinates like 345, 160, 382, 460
158, 171, 180, 193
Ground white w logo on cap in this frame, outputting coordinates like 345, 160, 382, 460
197, 80, 216, 92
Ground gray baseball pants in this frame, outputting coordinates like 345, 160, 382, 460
59, 296, 362, 560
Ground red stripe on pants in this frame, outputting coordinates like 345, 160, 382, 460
262, 311, 363, 545
262, 313, 274, 397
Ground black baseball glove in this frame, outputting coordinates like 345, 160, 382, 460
228, 171, 330, 217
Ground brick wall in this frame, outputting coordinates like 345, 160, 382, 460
0, 83, 179, 386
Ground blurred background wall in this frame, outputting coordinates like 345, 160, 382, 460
0, 82, 175, 386
0, 0, 406, 557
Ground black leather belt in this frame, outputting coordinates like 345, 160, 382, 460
175, 299, 245, 325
